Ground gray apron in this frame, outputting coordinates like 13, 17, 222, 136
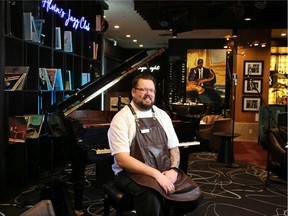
127, 104, 201, 201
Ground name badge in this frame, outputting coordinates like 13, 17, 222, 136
140, 128, 150, 134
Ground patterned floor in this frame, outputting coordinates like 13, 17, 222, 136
1, 151, 286, 216
186, 152, 287, 216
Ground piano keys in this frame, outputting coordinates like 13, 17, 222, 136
90, 141, 200, 155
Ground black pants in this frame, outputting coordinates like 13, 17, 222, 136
114, 171, 201, 216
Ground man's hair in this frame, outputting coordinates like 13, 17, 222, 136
197, 59, 204, 65
132, 73, 156, 88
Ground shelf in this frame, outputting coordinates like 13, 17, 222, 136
4, 0, 107, 115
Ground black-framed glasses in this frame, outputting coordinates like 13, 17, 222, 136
134, 88, 156, 94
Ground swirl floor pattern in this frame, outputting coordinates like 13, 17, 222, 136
186, 152, 287, 216
1, 152, 286, 216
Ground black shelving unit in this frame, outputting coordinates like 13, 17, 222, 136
1, 0, 108, 196
5, 0, 108, 115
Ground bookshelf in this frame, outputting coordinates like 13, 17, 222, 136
4, 0, 108, 115
1, 0, 108, 190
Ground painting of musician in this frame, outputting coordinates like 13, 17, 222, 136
186, 49, 226, 105
187, 58, 216, 93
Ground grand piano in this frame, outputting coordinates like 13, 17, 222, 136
45, 48, 202, 211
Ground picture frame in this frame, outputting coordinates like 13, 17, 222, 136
242, 96, 261, 112
244, 60, 264, 76
242, 78, 262, 94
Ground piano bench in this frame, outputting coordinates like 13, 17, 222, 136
102, 181, 135, 216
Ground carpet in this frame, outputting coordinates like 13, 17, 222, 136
1, 152, 287, 216
186, 152, 287, 216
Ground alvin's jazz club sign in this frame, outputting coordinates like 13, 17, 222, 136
42, 0, 90, 31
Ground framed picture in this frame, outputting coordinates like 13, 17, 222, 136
242, 96, 261, 112
242, 78, 262, 94
244, 60, 263, 76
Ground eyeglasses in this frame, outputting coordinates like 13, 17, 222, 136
134, 88, 156, 94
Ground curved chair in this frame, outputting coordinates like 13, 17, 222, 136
199, 116, 232, 152
266, 126, 287, 179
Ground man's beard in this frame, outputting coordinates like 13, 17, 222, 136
134, 96, 154, 110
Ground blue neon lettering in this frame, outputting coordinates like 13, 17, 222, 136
42, 0, 90, 32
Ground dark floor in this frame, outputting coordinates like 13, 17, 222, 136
234, 141, 267, 169
0, 140, 271, 215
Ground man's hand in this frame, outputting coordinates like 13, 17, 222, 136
154, 172, 176, 195
162, 169, 178, 183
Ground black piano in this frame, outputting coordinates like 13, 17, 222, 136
45, 48, 203, 211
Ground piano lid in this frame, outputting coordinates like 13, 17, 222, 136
51, 48, 165, 117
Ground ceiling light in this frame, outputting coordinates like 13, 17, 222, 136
133, 39, 137, 43
260, 43, 266, 47
244, 17, 251, 21
253, 41, 259, 46
139, 44, 143, 47
126, 34, 131, 38
114, 25, 119, 29
281, 33, 287, 37
113, 40, 117, 46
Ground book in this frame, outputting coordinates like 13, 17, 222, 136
55, 27, 62, 49
95, 15, 102, 32
81, 73, 91, 86
4, 66, 30, 90
23, 12, 33, 41
39, 68, 52, 90
46, 68, 57, 90
33, 19, 43, 43
8, 116, 28, 143
47, 114, 69, 137
65, 70, 72, 90
64, 31, 73, 52
93, 42, 98, 60
23, 12, 40, 43
54, 68, 64, 90
25, 115, 45, 139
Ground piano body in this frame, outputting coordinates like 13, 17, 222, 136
46, 48, 203, 210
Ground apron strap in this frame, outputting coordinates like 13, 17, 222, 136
128, 103, 156, 127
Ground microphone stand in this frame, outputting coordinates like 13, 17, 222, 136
243, 73, 286, 195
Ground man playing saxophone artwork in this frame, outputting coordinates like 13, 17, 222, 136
187, 58, 221, 104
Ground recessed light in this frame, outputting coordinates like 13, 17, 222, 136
133, 39, 137, 43
126, 35, 131, 38
261, 43, 266, 47
139, 44, 143, 47
114, 25, 120, 29
281, 33, 287, 37
244, 17, 251, 21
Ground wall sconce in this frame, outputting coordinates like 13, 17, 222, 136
232, 28, 238, 38
172, 30, 177, 38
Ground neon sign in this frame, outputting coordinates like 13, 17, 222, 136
138, 65, 160, 72
42, 0, 90, 31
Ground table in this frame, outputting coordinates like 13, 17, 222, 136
199, 122, 212, 129
179, 141, 200, 173
212, 132, 240, 168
